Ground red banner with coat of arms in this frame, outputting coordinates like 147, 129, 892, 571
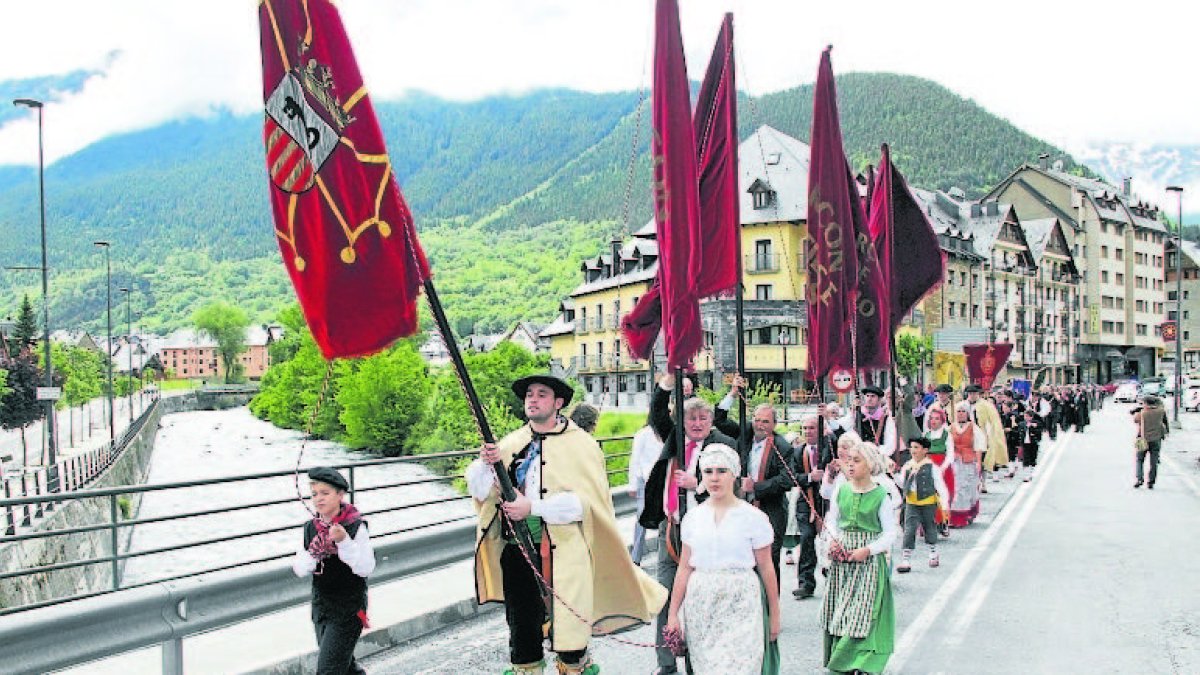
258, 0, 430, 359
963, 343, 1014, 390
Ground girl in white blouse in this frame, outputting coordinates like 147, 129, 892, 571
665, 444, 781, 674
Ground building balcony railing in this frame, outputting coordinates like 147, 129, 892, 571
746, 253, 780, 274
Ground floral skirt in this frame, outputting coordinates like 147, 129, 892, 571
682, 568, 763, 675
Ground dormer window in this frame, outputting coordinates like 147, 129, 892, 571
748, 178, 776, 210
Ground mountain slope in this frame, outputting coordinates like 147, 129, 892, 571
0, 73, 1090, 335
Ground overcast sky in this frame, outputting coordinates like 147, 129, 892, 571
0, 0, 1195, 169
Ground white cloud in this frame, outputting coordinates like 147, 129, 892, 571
1, 0, 1197, 166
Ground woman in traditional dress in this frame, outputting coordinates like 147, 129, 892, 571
821, 441, 897, 674
922, 407, 956, 537
665, 444, 781, 674
947, 402, 986, 527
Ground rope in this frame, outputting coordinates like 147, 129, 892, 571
293, 359, 336, 517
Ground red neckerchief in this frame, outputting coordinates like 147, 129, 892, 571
308, 502, 362, 571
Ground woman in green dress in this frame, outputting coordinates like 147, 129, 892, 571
820, 441, 897, 674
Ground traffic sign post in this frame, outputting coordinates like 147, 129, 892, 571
36, 387, 62, 401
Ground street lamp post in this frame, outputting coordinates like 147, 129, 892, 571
1167, 186, 1184, 427
13, 97, 59, 492
780, 329, 791, 424
94, 241, 114, 446
120, 287, 133, 425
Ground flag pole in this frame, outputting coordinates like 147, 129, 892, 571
422, 278, 543, 579
735, 252, 748, 453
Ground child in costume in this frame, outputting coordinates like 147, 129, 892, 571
896, 438, 950, 572
292, 466, 376, 675
821, 441, 897, 674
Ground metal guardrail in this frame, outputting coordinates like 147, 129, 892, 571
0, 434, 633, 616
0, 487, 638, 675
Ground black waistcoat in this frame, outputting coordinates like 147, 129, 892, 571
303, 518, 368, 613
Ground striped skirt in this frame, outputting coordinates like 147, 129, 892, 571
821, 529, 894, 673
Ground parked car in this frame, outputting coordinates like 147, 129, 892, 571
1141, 380, 1164, 397
1114, 382, 1141, 403
1185, 384, 1200, 413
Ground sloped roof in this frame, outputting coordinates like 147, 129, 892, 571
1022, 218, 1058, 263
739, 125, 811, 225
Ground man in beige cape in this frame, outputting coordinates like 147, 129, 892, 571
467, 374, 667, 675
965, 384, 1009, 478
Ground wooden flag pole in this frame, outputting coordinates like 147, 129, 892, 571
422, 278, 543, 583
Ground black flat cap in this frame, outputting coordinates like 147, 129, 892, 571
308, 466, 349, 491
964, 384, 984, 393
935, 384, 955, 394
860, 385, 885, 397
512, 373, 574, 406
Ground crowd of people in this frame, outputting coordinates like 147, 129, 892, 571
286, 368, 1177, 674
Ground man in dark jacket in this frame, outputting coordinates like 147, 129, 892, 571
790, 415, 829, 599
1132, 395, 1169, 489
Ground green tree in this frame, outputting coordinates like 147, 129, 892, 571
250, 330, 344, 439
896, 333, 934, 379
193, 301, 250, 383
0, 353, 44, 465
13, 294, 38, 351
337, 341, 431, 455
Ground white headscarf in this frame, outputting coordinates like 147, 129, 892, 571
698, 443, 741, 475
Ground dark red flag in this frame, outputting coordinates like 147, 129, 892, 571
805, 48, 861, 378
258, 0, 430, 359
870, 144, 945, 330
692, 13, 740, 300
964, 343, 1014, 390
622, 0, 704, 369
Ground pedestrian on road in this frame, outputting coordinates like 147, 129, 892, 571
467, 374, 666, 675
965, 384, 1008, 486
897, 437, 950, 573
665, 444, 781, 675
922, 407, 956, 538
947, 402, 986, 527
641, 373, 737, 675
790, 417, 830, 600
1016, 408, 1044, 482
1132, 395, 1169, 489
821, 440, 897, 674
628, 419, 664, 566
292, 466, 376, 675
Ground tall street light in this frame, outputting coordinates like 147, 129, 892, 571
13, 97, 59, 491
1166, 186, 1184, 427
120, 287, 134, 425
94, 241, 115, 445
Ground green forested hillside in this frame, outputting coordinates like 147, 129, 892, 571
0, 73, 1088, 336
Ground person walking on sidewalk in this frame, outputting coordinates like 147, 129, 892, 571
1132, 395, 1169, 490
896, 438, 950, 573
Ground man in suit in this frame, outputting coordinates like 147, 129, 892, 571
641, 373, 737, 674
734, 403, 795, 595
790, 415, 829, 599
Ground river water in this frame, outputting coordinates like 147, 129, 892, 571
121, 407, 472, 586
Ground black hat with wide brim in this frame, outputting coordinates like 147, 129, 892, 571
934, 384, 955, 394
512, 374, 574, 406
307, 466, 349, 492
860, 385, 885, 397
964, 384, 984, 393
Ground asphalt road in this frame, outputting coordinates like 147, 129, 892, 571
363, 403, 1200, 674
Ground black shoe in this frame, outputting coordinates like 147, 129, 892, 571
793, 587, 814, 599
1148, 483, 1154, 490
1134, 480, 1143, 488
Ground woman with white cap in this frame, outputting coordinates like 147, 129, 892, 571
664, 444, 781, 674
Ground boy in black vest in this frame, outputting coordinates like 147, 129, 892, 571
293, 466, 376, 675
897, 438, 950, 573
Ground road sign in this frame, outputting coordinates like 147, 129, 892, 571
1161, 321, 1178, 342
830, 367, 855, 394
36, 387, 62, 401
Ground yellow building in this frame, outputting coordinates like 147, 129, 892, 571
540, 125, 812, 409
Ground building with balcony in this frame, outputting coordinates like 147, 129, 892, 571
985, 159, 1167, 382
1165, 239, 1200, 375
542, 125, 810, 408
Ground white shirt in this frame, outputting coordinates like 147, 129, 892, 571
746, 437, 768, 496
465, 451, 584, 524
837, 409, 897, 457
820, 473, 902, 514
292, 523, 377, 578
824, 483, 900, 556
629, 425, 664, 485
681, 500, 774, 570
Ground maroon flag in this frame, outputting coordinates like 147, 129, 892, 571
692, 13, 740, 300
258, 0, 430, 359
623, 0, 706, 368
805, 48, 861, 378
870, 144, 945, 330
964, 343, 1014, 390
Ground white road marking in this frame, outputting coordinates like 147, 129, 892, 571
942, 430, 1074, 647
886, 430, 1073, 673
